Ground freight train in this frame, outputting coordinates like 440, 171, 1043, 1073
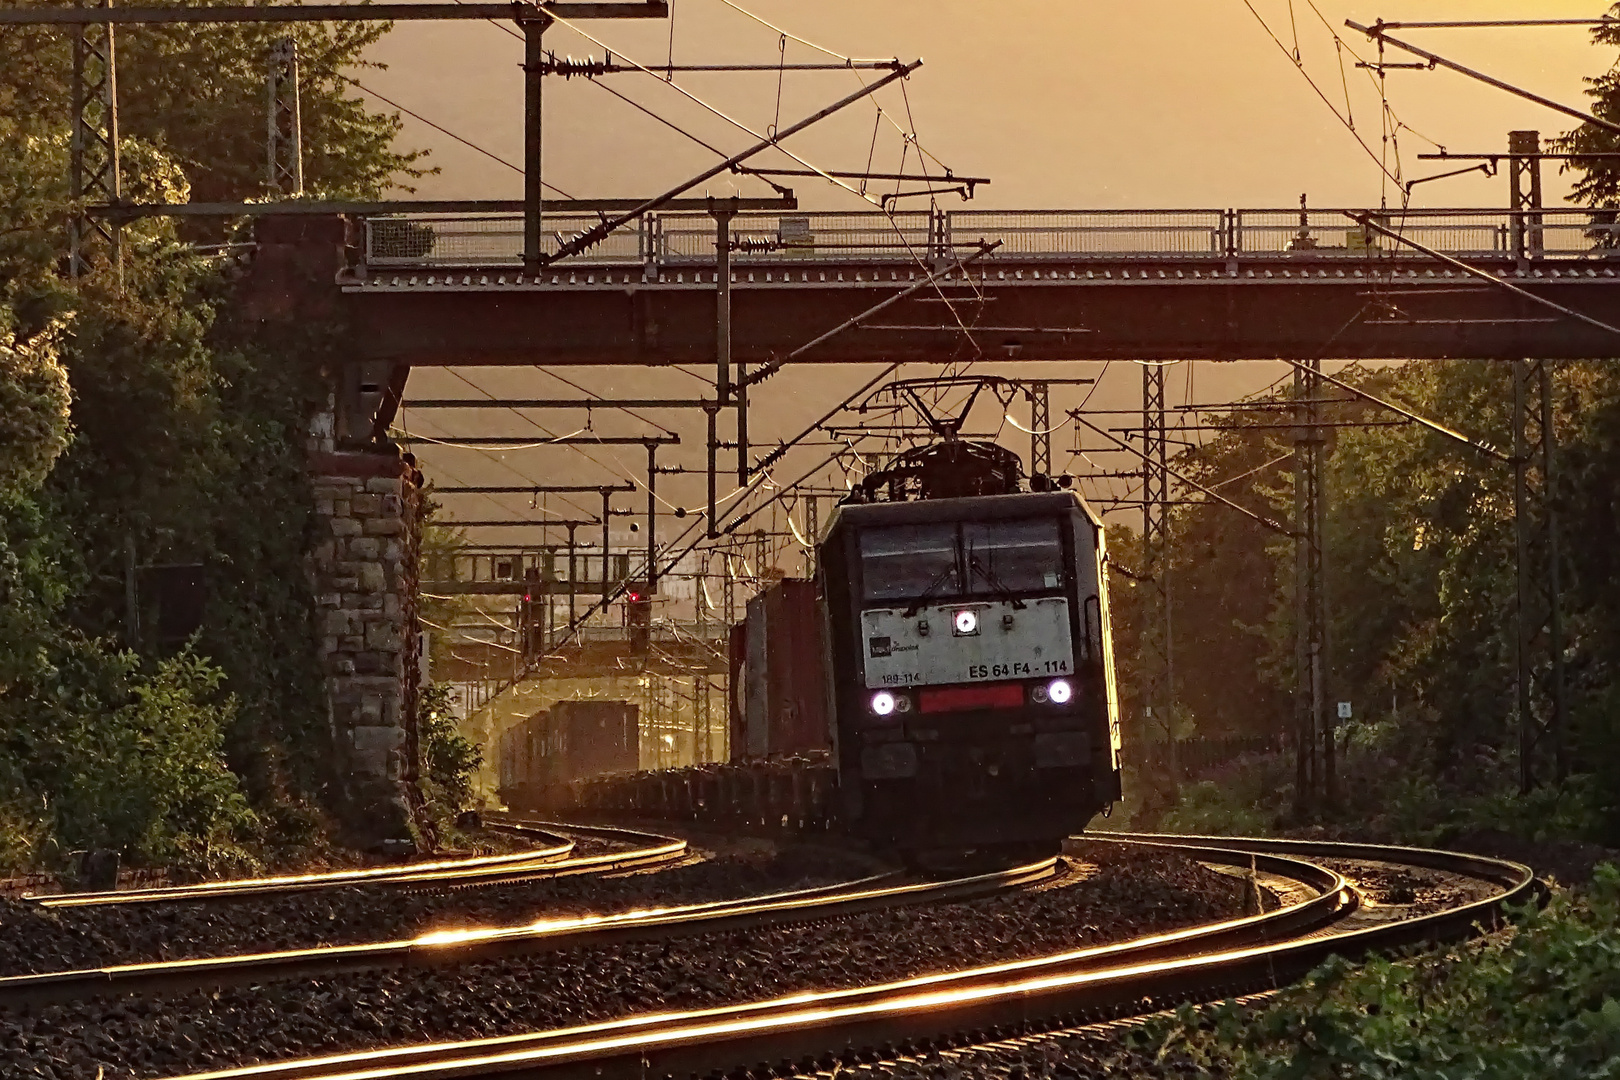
497, 699, 640, 811
523, 440, 1123, 855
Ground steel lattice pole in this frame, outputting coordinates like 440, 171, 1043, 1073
1293, 360, 1328, 810
1141, 364, 1172, 775
1029, 381, 1051, 478
69, 0, 121, 278
267, 37, 304, 195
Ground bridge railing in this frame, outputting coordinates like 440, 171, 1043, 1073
946, 209, 1230, 258
362, 206, 1620, 269
421, 545, 631, 592
657, 209, 936, 263
366, 214, 650, 266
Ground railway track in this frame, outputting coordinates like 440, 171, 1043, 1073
164, 834, 1533, 1080
0, 847, 1052, 1009
30, 822, 680, 909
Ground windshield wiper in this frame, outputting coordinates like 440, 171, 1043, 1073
901, 563, 959, 617
967, 554, 1028, 610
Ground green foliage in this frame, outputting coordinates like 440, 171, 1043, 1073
1130, 354, 1620, 846
1129, 866, 1620, 1078
0, 306, 70, 501
0, 643, 259, 875
419, 684, 483, 828
1, 0, 429, 207
1159, 774, 1284, 838
1141, 717, 1606, 849
1555, 3, 1620, 216
0, 4, 429, 870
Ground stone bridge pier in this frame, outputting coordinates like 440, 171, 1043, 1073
244, 213, 426, 851
306, 436, 424, 851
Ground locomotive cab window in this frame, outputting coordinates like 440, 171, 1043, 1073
859, 523, 959, 602
963, 519, 1064, 594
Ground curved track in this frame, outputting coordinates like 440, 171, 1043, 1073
0, 850, 1054, 1009
164, 834, 1533, 1080
31, 822, 680, 909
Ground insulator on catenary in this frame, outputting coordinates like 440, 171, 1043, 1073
729, 237, 778, 253
544, 54, 609, 79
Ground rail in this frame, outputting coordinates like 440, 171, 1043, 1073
0, 832, 1052, 1010
362, 206, 1620, 269
171, 835, 1533, 1080
31, 822, 681, 908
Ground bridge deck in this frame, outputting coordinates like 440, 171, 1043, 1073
329, 207, 1620, 364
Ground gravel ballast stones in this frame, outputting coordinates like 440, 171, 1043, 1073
2, 843, 1246, 1079
0, 842, 871, 977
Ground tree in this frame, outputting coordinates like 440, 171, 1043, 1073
0, 0, 429, 208
0, 2, 435, 867
1555, 2, 1620, 220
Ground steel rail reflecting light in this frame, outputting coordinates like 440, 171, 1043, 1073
182, 838, 1535, 1080
34, 839, 574, 907
175, 842, 1346, 1080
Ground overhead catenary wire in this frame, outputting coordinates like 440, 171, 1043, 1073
1347, 19, 1620, 138
412, 5, 999, 649
544, 8, 904, 210
1238, 0, 1405, 192
435, 368, 658, 514
1072, 413, 1295, 537
398, 409, 602, 521
341, 75, 577, 200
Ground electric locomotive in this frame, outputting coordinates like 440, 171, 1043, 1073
816, 441, 1121, 852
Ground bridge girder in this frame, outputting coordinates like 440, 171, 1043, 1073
341, 261, 1620, 365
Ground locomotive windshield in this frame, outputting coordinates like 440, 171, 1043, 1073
859, 518, 1064, 603
859, 523, 959, 601
964, 520, 1063, 592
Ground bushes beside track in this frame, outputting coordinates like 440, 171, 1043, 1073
0, 13, 430, 873
1110, 864, 1620, 1079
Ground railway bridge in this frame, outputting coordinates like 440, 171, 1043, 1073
323, 204, 1620, 375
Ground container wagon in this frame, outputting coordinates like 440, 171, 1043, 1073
498, 700, 640, 811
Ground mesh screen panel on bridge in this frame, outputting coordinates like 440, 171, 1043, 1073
1235, 208, 1620, 259
947, 210, 1228, 258
366, 214, 649, 266
655, 210, 934, 264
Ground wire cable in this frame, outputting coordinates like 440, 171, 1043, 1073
544, 9, 892, 207
344, 75, 578, 200
1238, 0, 1404, 191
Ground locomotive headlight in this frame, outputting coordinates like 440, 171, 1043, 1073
1031, 685, 1050, 704
894, 694, 914, 714
870, 691, 897, 716
1047, 678, 1073, 705
953, 609, 980, 636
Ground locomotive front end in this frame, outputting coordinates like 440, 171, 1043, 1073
820, 480, 1121, 852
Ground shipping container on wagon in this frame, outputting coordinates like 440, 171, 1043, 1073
727, 622, 747, 761
497, 707, 549, 808
551, 699, 640, 782
733, 579, 831, 761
